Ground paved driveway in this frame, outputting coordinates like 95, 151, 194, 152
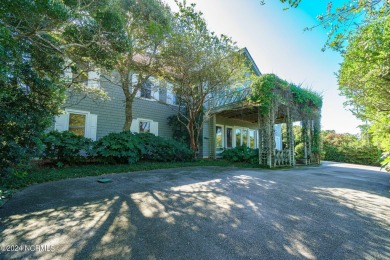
1, 162, 389, 259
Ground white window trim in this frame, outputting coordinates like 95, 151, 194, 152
54, 109, 97, 141
66, 109, 90, 138
65, 108, 91, 116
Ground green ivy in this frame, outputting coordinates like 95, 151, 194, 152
249, 74, 322, 115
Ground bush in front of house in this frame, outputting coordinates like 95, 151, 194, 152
138, 133, 193, 162
91, 131, 193, 164
42, 131, 93, 165
91, 131, 142, 164
221, 145, 259, 164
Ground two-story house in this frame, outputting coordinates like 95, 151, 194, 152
53, 48, 283, 159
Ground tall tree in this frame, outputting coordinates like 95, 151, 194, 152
0, 0, 115, 174
66, 0, 172, 131
0, 0, 71, 175
162, 1, 248, 157
338, 15, 390, 170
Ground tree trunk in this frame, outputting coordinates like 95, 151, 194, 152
188, 118, 198, 158
121, 72, 134, 131
123, 95, 134, 131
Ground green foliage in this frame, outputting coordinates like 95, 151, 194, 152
290, 84, 322, 110
137, 133, 193, 162
92, 131, 193, 164
249, 74, 322, 117
162, 1, 247, 156
0, 21, 66, 176
249, 74, 281, 113
92, 131, 142, 164
322, 131, 383, 166
295, 143, 304, 159
167, 114, 190, 145
42, 131, 93, 165
0, 0, 114, 176
339, 15, 390, 170
221, 145, 259, 164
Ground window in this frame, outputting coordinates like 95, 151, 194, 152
65, 61, 100, 88
242, 129, 248, 146
54, 109, 97, 141
216, 126, 223, 148
226, 127, 233, 148
139, 121, 151, 133
235, 128, 241, 147
249, 130, 255, 148
130, 118, 158, 136
69, 113, 86, 136
141, 81, 152, 99
167, 91, 178, 105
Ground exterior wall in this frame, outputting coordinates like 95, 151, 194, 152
61, 77, 177, 140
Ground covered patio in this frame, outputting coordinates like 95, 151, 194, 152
207, 74, 322, 168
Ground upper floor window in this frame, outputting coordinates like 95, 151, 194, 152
63, 60, 100, 88
141, 81, 152, 99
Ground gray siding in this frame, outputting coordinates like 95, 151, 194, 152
64, 78, 177, 140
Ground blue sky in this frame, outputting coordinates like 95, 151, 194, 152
163, 0, 363, 134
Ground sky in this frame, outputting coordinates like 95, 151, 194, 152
163, 0, 363, 134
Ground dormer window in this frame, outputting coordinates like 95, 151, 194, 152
63, 60, 100, 88
141, 81, 152, 99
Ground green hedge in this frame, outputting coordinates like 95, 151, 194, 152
42, 131, 93, 165
92, 131, 142, 164
323, 143, 382, 166
221, 145, 259, 164
42, 131, 194, 165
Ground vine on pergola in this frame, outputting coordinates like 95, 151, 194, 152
248, 74, 323, 166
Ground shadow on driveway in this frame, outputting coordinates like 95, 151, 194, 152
1, 162, 389, 259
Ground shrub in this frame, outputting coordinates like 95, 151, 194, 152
222, 145, 259, 164
92, 131, 142, 164
295, 143, 304, 159
137, 133, 193, 162
42, 131, 92, 165
92, 132, 193, 164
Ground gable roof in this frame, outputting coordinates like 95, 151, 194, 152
242, 47, 261, 76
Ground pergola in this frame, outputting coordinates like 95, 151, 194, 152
209, 74, 322, 168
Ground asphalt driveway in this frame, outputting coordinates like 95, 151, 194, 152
1, 162, 389, 259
